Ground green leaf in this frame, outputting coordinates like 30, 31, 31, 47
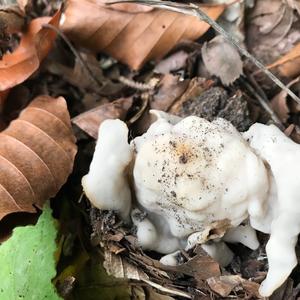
0, 203, 62, 300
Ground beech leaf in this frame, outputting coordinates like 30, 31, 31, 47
0, 203, 62, 300
72, 97, 133, 139
0, 95, 77, 220
0, 10, 61, 91
62, 0, 225, 70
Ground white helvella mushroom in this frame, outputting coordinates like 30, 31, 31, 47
82, 111, 300, 297
243, 123, 300, 297
81, 119, 133, 220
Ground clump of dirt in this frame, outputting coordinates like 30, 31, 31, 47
173, 86, 252, 131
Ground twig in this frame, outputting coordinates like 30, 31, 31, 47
108, 0, 300, 105
239, 77, 284, 129
248, 73, 269, 102
118, 75, 156, 91
42, 23, 104, 90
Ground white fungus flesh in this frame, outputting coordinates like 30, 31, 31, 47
82, 111, 300, 297
82, 119, 133, 220
133, 113, 268, 240
244, 123, 300, 297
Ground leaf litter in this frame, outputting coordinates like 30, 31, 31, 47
1, 0, 300, 299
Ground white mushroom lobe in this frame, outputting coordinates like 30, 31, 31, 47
133, 114, 268, 239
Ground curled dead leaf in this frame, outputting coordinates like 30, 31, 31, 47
0, 5, 25, 58
0, 10, 61, 91
270, 77, 300, 122
62, 0, 225, 70
268, 43, 300, 78
0, 95, 77, 220
72, 97, 133, 139
207, 275, 242, 297
201, 35, 243, 85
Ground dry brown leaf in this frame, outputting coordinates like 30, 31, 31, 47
0, 95, 77, 220
72, 97, 133, 139
241, 280, 261, 299
207, 275, 242, 297
286, 0, 300, 15
0, 5, 25, 58
152, 74, 189, 111
268, 43, 300, 78
270, 77, 300, 122
154, 50, 189, 74
284, 124, 300, 143
0, 10, 60, 91
201, 35, 243, 85
133, 74, 190, 135
169, 77, 213, 114
247, 0, 298, 66
62, 0, 225, 70
174, 247, 220, 285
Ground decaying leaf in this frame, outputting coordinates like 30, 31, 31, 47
270, 77, 300, 122
0, 10, 60, 91
247, 0, 298, 65
0, 4, 25, 58
268, 43, 300, 78
207, 275, 242, 297
154, 50, 189, 74
72, 97, 133, 139
174, 247, 220, 284
0, 203, 61, 299
285, 124, 300, 143
201, 35, 243, 85
133, 74, 190, 134
62, 0, 225, 70
207, 275, 261, 298
0, 95, 77, 220
152, 74, 189, 111
286, 0, 300, 15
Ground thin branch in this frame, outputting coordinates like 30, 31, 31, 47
239, 77, 284, 130
42, 23, 104, 90
108, 0, 300, 105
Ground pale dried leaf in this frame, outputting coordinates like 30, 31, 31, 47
247, 0, 297, 65
0, 11, 60, 91
268, 43, 300, 78
201, 35, 243, 85
284, 124, 300, 143
152, 74, 189, 111
207, 275, 242, 297
62, 0, 224, 70
169, 77, 212, 114
286, 0, 300, 15
104, 251, 148, 281
72, 97, 133, 139
0, 95, 77, 220
241, 280, 261, 298
0, 5, 25, 34
174, 247, 220, 284
154, 51, 189, 74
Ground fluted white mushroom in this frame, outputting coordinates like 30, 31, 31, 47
81, 119, 133, 220
243, 123, 300, 297
133, 112, 268, 242
82, 111, 300, 297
